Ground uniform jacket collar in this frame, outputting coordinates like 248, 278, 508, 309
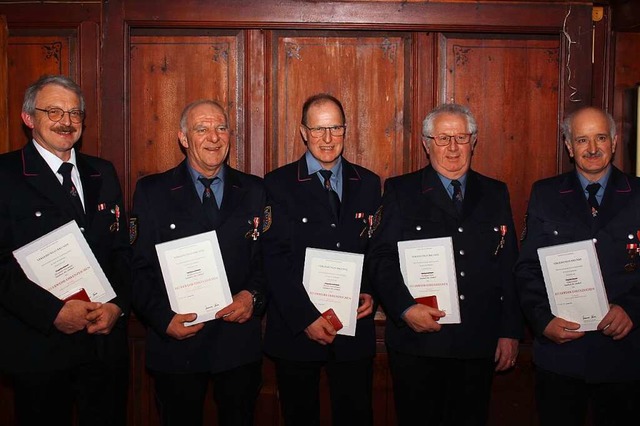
295, 155, 363, 223
168, 160, 249, 230
22, 142, 101, 227
419, 165, 483, 220
558, 167, 633, 230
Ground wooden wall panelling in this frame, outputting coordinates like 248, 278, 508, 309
247, 29, 267, 177
269, 30, 410, 182
127, 30, 244, 199
0, 15, 8, 153
412, 32, 437, 172
613, 32, 640, 175
439, 34, 562, 237
6, 33, 74, 152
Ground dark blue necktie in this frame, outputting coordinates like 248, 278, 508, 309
319, 169, 340, 220
586, 183, 600, 218
198, 176, 220, 226
451, 179, 463, 215
58, 162, 85, 223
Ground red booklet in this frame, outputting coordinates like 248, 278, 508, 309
415, 295, 438, 309
415, 296, 440, 320
62, 288, 91, 303
322, 308, 343, 332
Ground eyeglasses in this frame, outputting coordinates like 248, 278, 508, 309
426, 133, 473, 146
304, 125, 346, 138
34, 107, 85, 124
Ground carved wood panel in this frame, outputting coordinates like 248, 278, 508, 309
441, 35, 561, 235
128, 32, 243, 197
270, 31, 410, 182
0, 16, 7, 153
6, 35, 73, 152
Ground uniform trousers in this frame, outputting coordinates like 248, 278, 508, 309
535, 367, 640, 426
11, 357, 128, 426
273, 355, 373, 426
152, 360, 261, 426
388, 348, 495, 426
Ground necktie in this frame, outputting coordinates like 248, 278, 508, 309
586, 183, 601, 217
58, 162, 85, 222
451, 179, 463, 215
319, 169, 341, 220
198, 176, 220, 226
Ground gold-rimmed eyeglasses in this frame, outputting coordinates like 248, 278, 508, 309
34, 107, 85, 124
304, 125, 346, 138
426, 133, 473, 146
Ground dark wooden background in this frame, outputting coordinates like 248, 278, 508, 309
1, 0, 639, 424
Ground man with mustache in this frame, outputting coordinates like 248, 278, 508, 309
516, 107, 640, 425
262, 93, 380, 425
0, 75, 130, 425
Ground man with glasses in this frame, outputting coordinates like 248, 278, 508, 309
131, 99, 266, 426
0, 75, 130, 425
262, 93, 381, 425
516, 107, 640, 425
367, 103, 522, 425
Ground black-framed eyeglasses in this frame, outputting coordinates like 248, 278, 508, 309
426, 133, 473, 146
34, 107, 85, 124
304, 125, 347, 138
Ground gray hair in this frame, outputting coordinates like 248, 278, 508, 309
422, 103, 478, 139
179, 99, 228, 133
22, 75, 85, 115
561, 107, 616, 142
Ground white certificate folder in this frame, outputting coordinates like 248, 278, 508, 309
13, 220, 116, 303
397, 237, 461, 324
302, 248, 364, 336
537, 239, 609, 331
155, 230, 232, 325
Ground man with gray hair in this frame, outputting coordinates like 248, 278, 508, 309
131, 99, 266, 426
516, 106, 640, 425
367, 103, 522, 425
0, 75, 131, 425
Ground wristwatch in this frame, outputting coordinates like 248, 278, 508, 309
249, 289, 265, 314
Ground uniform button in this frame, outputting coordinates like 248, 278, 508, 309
628, 234, 634, 240
35, 211, 42, 217
493, 227, 499, 232
592, 238, 597, 244
459, 250, 465, 256
110, 208, 116, 214
459, 294, 465, 300
80, 227, 85, 232
458, 227, 464, 233
553, 230, 558, 236
336, 242, 341, 248
302, 218, 308, 223
500, 296, 504, 301
331, 223, 336, 228
416, 225, 422, 231
170, 223, 176, 230
460, 271, 465, 277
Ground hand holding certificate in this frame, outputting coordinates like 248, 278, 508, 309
155, 231, 233, 326
538, 240, 609, 331
13, 221, 116, 303
398, 237, 461, 324
302, 248, 363, 337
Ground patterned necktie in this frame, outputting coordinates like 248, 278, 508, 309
319, 169, 341, 220
198, 176, 220, 225
58, 162, 85, 222
451, 179, 463, 215
586, 183, 601, 218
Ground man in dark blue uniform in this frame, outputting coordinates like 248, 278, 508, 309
515, 106, 640, 425
262, 93, 381, 426
367, 103, 522, 426
0, 75, 130, 426
131, 99, 266, 426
